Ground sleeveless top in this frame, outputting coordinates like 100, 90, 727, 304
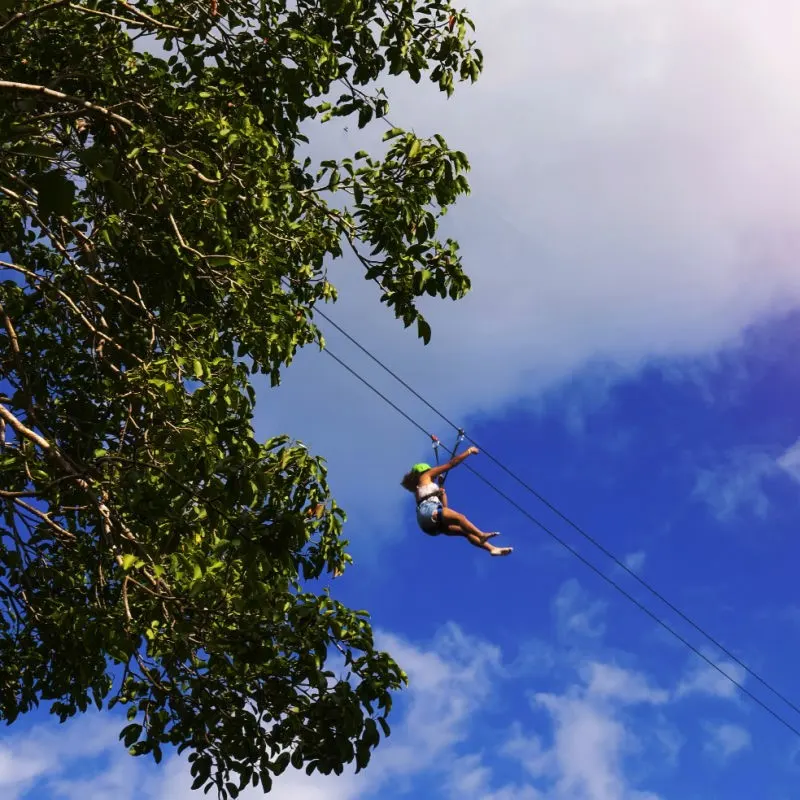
415, 481, 442, 505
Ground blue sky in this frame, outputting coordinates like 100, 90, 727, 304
5, 1, 800, 798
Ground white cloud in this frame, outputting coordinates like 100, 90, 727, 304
651, 720, 684, 767
777, 438, 800, 484
582, 662, 669, 706
0, 745, 48, 798
623, 552, 646, 573
262, 0, 800, 554
48, 757, 147, 800
703, 722, 752, 762
519, 661, 670, 800
675, 656, 747, 701
530, 692, 632, 800
364, 623, 503, 777
692, 436, 800, 523
693, 450, 777, 521
553, 579, 608, 640
0, 715, 134, 800
444, 753, 543, 800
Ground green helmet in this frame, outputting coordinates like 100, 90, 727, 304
411, 463, 431, 474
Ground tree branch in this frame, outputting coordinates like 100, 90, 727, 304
13, 497, 77, 541
0, 489, 38, 498
0, 259, 142, 366
0, 0, 69, 34
114, 0, 189, 32
169, 213, 244, 265
186, 163, 221, 185
0, 299, 24, 375
0, 403, 58, 460
122, 575, 133, 621
0, 81, 134, 128
65, 2, 188, 32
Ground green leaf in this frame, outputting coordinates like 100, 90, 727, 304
31, 170, 75, 219
382, 127, 404, 141
290, 747, 303, 769
417, 317, 431, 344
357, 105, 373, 129
272, 752, 290, 775
120, 723, 142, 747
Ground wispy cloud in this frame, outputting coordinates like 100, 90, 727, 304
777, 438, 800, 484
675, 656, 747, 701
651, 720, 684, 768
510, 660, 670, 800
692, 435, 800, 524
703, 722, 752, 762
693, 449, 776, 521
0, 715, 138, 800
444, 753, 543, 800
582, 662, 670, 707
623, 551, 646, 573
362, 623, 504, 780
553, 578, 607, 640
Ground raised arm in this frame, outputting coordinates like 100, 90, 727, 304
424, 446, 479, 481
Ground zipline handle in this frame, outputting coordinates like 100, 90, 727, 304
431, 429, 466, 487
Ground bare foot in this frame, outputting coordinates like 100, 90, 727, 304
490, 546, 513, 557
483, 531, 500, 540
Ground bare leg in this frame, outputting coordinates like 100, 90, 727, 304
442, 522, 492, 550
441, 523, 513, 555
439, 507, 490, 538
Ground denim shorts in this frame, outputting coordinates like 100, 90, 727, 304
417, 498, 443, 535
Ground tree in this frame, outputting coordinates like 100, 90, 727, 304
0, 0, 481, 796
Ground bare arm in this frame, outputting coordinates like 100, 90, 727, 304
424, 447, 478, 481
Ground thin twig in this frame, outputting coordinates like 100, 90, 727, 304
186, 163, 221, 184
0, 260, 142, 365
169, 213, 244, 264
13, 497, 77, 540
115, 0, 189, 31
67, 1, 189, 32
66, 3, 137, 26
169, 213, 205, 260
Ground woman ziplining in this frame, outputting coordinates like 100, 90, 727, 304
401, 444, 513, 557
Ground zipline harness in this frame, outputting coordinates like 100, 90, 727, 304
430, 428, 465, 487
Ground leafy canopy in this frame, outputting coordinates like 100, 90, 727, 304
0, 0, 480, 796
